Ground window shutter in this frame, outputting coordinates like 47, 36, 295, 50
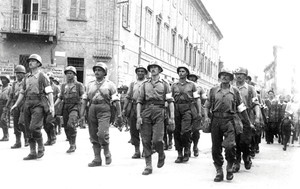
41, 0, 48, 12
78, 0, 86, 19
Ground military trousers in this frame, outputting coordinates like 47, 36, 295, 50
12, 106, 27, 138
140, 105, 165, 158
88, 103, 111, 148
62, 103, 79, 143
129, 104, 140, 147
211, 117, 236, 167
174, 104, 193, 151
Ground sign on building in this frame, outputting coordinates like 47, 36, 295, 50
0, 62, 15, 76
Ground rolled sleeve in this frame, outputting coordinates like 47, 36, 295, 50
136, 83, 145, 104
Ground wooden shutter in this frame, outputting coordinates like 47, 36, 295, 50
70, 0, 77, 18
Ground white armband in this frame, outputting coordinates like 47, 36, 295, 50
201, 93, 207, 99
166, 92, 172, 100
45, 86, 53, 94
193, 91, 200, 98
237, 103, 247, 112
111, 93, 120, 101
82, 93, 87, 100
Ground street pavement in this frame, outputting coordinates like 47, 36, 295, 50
0, 126, 299, 189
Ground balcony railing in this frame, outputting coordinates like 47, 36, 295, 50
0, 12, 56, 36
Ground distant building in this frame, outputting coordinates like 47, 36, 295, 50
0, 0, 222, 90
264, 45, 299, 96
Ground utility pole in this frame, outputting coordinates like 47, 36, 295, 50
137, 0, 143, 66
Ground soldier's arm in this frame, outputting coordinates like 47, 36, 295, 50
236, 90, 252, 128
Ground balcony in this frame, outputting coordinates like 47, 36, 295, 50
0, 12, 56, 36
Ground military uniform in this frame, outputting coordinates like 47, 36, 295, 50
0, 83, 11, 141
137, 77, 174, 173
172, 79, 199, 162
8, 79, 28, 147
83, 78, 119, 165
265, 98, 281, 143
125, 79, 146, 158
20, 71, 53, 159
234, 82, 259, 171
58, 80, 84, 152
44, 82, 60, 145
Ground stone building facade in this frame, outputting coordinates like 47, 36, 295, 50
0, 0, 222, 90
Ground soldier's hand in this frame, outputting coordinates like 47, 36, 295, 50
136, 116, 143, 130
255, 116, 260, 125
116, 115, 123, 131
250, 123, 255, 130
10, 105, 17, 113
78, 117, 85, 128
168, 117, 175, 131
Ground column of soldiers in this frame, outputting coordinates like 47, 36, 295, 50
1, 54, 300, 181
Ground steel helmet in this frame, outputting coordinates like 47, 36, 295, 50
93, 62, 108, 75
0, 75, 10, 83
135, 65, 148, 74
147, 61, 163, 73
64, 66, 77, 75
46, 72, 54, 79
218, 68, 234, 81
27, 54, 42, 67
53, 77, 60, 84
14, 65, 26, 74
177, 65, 190, 75
234, 67, 248, 76
187, 71, 200, 80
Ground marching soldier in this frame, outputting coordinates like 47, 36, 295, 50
5, 65, 28, 148
187, 72, 207, 157
43, 72, 60, 146
233, 67, 260, 172
172, 66, 202, 163
122, 66, 148, 159
11, 54, 55, 160
54, 66, 84, 153
80, 62, 122, 167
0, 75, 12, 141
136, 61, 175, 175
203, 68, 252, 182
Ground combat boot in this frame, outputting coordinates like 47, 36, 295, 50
142, 156, 153, 175
88, 146, 102, 167
175, 150, 183, 163
0, 128, 9, 141
103, 145, 112, 165
44, 132, 51, 146
226, 162, 234, 180
214, 165, 224, 182
232, 162, 240, 173
11, 135, 22, 149
24, 138, 29, 147
244, 156, 252, 170
157, 152, 165, 168
36, 138, 45, 158
132, 145, 141, 159
23, 142, 37, 160
182, 147, 190, 162
66, 137, 76, 153
193, 146, 199, 157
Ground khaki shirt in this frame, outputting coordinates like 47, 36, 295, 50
9, 80, 23, 100
205, 84, 245, 113
171, 80, 199, 102
58, 81, 84, 100
0, 85, 11, 101
137, 77, 174, 104
20, 71, 52, 96
126, 79, 146, 101
236, 83, 259, 108
82, 79, 119, 102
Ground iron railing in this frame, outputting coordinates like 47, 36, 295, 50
0, 12, 56, 36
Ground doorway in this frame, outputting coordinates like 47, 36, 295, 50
67, 57, 84, 83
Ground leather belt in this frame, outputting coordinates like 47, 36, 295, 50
26, 96, 41, 100
91, 99, 107, 104
213, 112, 235, 118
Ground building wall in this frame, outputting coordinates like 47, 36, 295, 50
118, 0, 222, 91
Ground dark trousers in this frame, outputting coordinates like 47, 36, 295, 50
12, 106, 27, 140
236, 134, 251, 163
266, 121, 279, 143
282, 129, 291, 149
174, 104, 193, 151
44, 113, 57, 142
140, 106, 165, 158
211, 117, 236, 167
62, 104, 79, 144
88, 103, 111, 148
129, 105, 140, 147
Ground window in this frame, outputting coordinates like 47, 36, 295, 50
122, 1, 130, 29
19, 54, 30, 73
135, 4, 141, 35
178, 35, 183, 59
145, 7, 153, 41
32, 3, 38, 20
189, 44, 193, 65
184, 39, 188, 61
163, 23, 170, 52
156, 14, 162, 46
67, 57, 84, 83
70, 0, 86, 20
171, 28, 177, 55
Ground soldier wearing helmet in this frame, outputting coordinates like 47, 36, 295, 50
4, 65, 28, 148
11, 54, 55, 160
136, 61, 175, 175
122, 65, 148, 159
80, 61, 122, 167
54, 66, 84, 153
203, 67, 252, 182
43, 72, 60, 146
0, 75, 12, 142
233, 67, 260, 173
187, 71, 207, 157
171, 65, 202, 164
